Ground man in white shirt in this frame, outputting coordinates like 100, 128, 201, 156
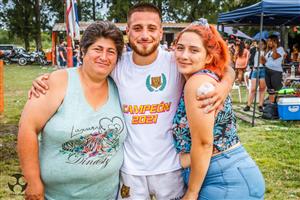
113, 3, 235, 199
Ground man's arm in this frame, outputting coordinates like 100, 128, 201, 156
28, 73, 51, 99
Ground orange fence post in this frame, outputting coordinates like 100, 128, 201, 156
0, 59, 4, 113
52, 31, 57, 66
67, 35, 73, 68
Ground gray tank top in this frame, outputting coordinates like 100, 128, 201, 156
39, 68, 126, 200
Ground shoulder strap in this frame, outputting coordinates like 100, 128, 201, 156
193, 69, 220, 82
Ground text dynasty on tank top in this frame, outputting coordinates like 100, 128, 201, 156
39, 68, 127, 200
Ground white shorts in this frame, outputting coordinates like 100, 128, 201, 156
118, 169, 185, 200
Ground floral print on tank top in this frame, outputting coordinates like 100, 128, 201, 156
172, 69, 240, 154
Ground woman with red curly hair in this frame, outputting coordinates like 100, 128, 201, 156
172, 19, 265, 200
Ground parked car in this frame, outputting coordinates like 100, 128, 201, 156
0, 44, 18, 54
2, 46, 49, 66
0, 45, 26, 65
2, 47, 21, 65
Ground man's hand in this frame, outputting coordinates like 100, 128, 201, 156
28, 73, 50, 99
182, 190, 198, 200
196, 81, 229, 114
180, 153, 191, 169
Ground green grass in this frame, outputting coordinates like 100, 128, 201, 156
1, 65, 55, 124
238, 121, 300, 199
0, 64, 299, 199
0, 64, 54, 199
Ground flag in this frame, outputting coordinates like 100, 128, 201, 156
66, 0, 80, 40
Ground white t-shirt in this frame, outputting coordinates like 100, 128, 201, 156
265, 47, 285, 72
254, 50, 265, 68
111, 49, 184, 175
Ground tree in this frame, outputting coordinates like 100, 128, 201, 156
43, 0, 64, 23
1, 0, 35, 50
34, 0, 42, 50
164, 0, 219, 23
217, 0, 260, 13
106, 0, 134, 22
1, 0, 61, 50
77, 0, 107, 21
92, 0, 96, 20
105, 0, 220, 23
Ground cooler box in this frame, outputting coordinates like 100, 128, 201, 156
278, 97, 300, 120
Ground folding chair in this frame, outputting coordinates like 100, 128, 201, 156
231, 82, 242, 103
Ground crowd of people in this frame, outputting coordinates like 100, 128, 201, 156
17, 3, 267, 200
223, 34, 299, 112
155, 30, 299, 114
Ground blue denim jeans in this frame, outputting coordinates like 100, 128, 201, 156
182, 145, 265, 200
251, 68, 266, 79
58, 58, 66, 68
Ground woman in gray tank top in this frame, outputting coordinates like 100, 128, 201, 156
17, 22, 127, 200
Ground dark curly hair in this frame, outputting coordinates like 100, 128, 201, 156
80, 21, 124, 61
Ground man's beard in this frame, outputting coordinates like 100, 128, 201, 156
129, 39, 160, 57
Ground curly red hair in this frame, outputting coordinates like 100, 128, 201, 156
175, 24, 230, 78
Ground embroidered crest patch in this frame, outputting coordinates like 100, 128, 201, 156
146, 73, 167, 92
120, 184, 130, 198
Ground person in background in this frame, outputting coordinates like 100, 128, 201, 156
234, 40, 250, 84
162, 41, 169, 51
58, 40, 67, 68
18, 21, 126, 200
291, 43, 299, 62
72, 50, 79, 67
244, 40, 258, 89
126, 43, 132, 52
8, 48, 16, 59
228, 41, 236, 68
72, 44, 80, 67
169, 41, 176, 51
245, 40, 251, 50
172, 18, 265, 200
248, 40, 258, 69
261, 34, 285, 103
244, 39, 267, 112
122, 43, 132, 52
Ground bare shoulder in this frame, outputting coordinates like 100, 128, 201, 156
184, 74, 216, 130
185, 74, 218, 93
48, 69, 68, 83
20, 69, 69, 131
46, 69, 68, 92
29, 69, 68, 102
